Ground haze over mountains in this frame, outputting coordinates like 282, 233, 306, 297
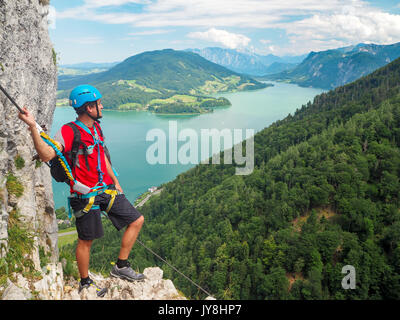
186, 47, 305, 76
60, 48, 304, 77
58, 62, 120, 76
263, 42, 400, 89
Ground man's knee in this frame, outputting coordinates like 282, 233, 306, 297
130, 215, 144, 228
77, 238, 93, 248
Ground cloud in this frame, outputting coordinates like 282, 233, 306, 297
55, 0, 400, 55
56, 0, 284, 27
277, 5, 400, 54
188, 28, 250, 49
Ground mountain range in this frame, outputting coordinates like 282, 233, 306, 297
58, 42, 400, 92
263, 42, 400, 89
186, 47, 305, 76
57, 49, 268, 113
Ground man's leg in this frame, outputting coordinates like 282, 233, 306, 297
76, 239, 93, 279
110, 215, 146, 281
105, 193, 146, 281
76, 238, 108, 297
118, 215, 144, 260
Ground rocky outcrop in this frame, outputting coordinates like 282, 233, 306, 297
1, 262, 63, 300
64, 267, 186, 300
1, 267, 186, 300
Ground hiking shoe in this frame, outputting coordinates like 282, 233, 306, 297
78, 278, 108, 298
110, 263, 146, 282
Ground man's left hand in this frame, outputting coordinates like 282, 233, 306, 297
115, 184, 123, 194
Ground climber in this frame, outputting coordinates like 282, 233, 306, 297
18, 84, 145, 297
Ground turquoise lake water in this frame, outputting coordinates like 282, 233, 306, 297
50, 82, 324, 209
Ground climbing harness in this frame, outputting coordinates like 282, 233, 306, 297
68, 187, 119, 219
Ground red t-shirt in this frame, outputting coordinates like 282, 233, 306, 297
54, 121, 113, 192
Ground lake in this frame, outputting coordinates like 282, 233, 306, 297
50, 82, 324, 209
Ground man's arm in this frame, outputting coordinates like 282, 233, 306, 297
18, 107, 59, 162
105, 155, 123, 193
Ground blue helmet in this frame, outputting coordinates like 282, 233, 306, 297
69, 84, 102, 109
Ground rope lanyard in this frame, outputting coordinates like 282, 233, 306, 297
40, 131, 76, 184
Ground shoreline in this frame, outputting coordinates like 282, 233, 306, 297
56, 104, 232, 116
56, 83, 272, 114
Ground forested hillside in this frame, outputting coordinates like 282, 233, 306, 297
72, 57, 400, 300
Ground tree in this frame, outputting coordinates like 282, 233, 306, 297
261, 267, 290, 300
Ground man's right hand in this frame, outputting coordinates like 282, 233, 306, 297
18, 106, 58, 162
18, 106, 36, 129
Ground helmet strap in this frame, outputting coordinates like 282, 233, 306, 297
85, 100, 102, 122
95, 100, 102, 121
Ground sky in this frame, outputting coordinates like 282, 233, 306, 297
48, 0, 400, 65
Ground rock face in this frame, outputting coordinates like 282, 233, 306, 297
63, 267, 186, 300
0, 0, 58, 293
1, 266, 186, 300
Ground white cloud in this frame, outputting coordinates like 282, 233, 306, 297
277, 5, 400, 54
55, 0, 400, 55
188, 28, 250, 49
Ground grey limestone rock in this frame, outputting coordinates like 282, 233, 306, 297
0, 0, 57, 262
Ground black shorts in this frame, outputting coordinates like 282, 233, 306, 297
69, 190, 143, 241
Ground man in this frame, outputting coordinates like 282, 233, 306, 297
19, 84, 145, 297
